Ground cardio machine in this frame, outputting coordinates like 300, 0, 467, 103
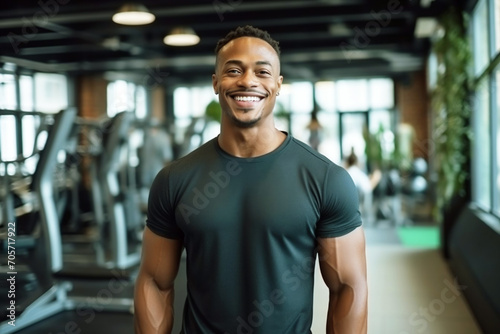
0, 109, 137, 334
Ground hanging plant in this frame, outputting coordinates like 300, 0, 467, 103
431, 6, 473, 222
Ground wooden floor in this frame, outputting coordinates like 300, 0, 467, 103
313, 226, 483, 334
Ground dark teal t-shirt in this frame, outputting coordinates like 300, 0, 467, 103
147, 134, 362, 334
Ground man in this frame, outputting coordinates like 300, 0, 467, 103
134, 25, 367, 334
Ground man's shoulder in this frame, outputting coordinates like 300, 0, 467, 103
173, 137, 218, 165
287, 136, 337, 167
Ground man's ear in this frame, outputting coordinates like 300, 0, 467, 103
212, 73, 218, 95
277, 75, 283, 92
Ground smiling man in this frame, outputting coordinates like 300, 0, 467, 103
134, 26, 368, 334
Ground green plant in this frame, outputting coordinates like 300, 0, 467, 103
364, 123, 386, 170
431, 7, 473, 221
205, 100, 221, 122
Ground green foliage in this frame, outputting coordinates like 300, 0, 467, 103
431, 7, 473, 221
274, 101, 289, 119
364, 124, 386, 169
205, 100, 221, 122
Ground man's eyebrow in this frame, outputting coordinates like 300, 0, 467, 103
256, 60, 273, 67
223, 59, 273, 68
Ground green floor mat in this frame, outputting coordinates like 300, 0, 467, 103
397, 226, 440, 248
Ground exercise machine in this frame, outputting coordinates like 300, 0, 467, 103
60, 112, 143, 271
0, 109, 137, 333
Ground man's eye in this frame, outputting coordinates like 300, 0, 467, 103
227, 69, 240, 74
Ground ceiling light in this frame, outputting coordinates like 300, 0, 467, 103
112, 3, 155, 25
163, 27, 200, 47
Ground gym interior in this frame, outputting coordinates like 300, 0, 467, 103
1, 1, 499, 333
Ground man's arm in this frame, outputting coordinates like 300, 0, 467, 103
317, 227, 368, 334
134, 226, 184, 334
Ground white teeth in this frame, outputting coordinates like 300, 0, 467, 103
234, 96, 261, 102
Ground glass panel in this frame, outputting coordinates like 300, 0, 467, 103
341, 113, 367, 163
0, 74, 17, 110
369, 109, 392, 134
336, 79, 368, 111
317, 111, 340, 163
107, 80, 136, 117
174, 87, 191, 119
276, 83, 292, 113
135, 85, 147, 119
291, 113, 311, 144
192, 86, 215, 118
0, 115, 17, 162
472, 78, 491, 209
472, 0, 489, 75
496, 68, 500, 214
20, 75, 34, 111
107, 81, 120, 117
173, 86, 218, 149
22, 115, 36, 157
495, 0, 500, 54
289, 82, 313, 113
369, 78, 394, 109
427, 51, 438, 91
22, 115, 38, 174
34, 73, 68, 114
315, 81, 335, 111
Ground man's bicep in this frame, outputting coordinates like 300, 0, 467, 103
317, 227, 367, 290
139, 226, 183, 289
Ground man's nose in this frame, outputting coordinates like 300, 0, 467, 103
237, 70, 258, 87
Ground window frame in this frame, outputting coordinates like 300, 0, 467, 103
470, 0, 500, 218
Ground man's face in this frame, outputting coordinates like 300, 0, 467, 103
212, 37, 283, 128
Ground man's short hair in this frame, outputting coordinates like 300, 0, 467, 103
214, 25, 281, 58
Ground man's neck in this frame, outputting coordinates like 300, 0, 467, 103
218, 126, 286, 158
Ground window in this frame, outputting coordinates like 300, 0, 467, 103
135, 86, 147, 119
0, 72, 68, 174
107, 80, 135, 117
336, 79, 369, 111
107, 80, 148, 119
0, 115, 17, 163
495, 66, 500, 215
472, 0, 489, 75
0, 74, 17, 110
172, 78, 395, 164
173, 85, 218, 151
472, 78, 491, 210
287, 82, 314, 145
314, 81, 340, 161
494, 0, 500, 54
369, 78, 394, 109
20, 75, 34, 111
315, 81, 335, 111
470, 0, 500, 217
34, 73, 68, 113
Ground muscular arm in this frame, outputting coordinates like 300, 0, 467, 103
317, 227, 368, 334
134, 226, 184, 334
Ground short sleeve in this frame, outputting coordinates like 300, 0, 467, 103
146, 166, 184, 240
316, 164, 362, 238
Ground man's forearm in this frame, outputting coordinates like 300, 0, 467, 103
326, 284, 368, 334
134, 276, 175, 334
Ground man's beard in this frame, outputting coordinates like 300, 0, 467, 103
228, 110, 261, 128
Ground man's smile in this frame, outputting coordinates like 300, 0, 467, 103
228, 90, 268, 108
233, 96, 262, 102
